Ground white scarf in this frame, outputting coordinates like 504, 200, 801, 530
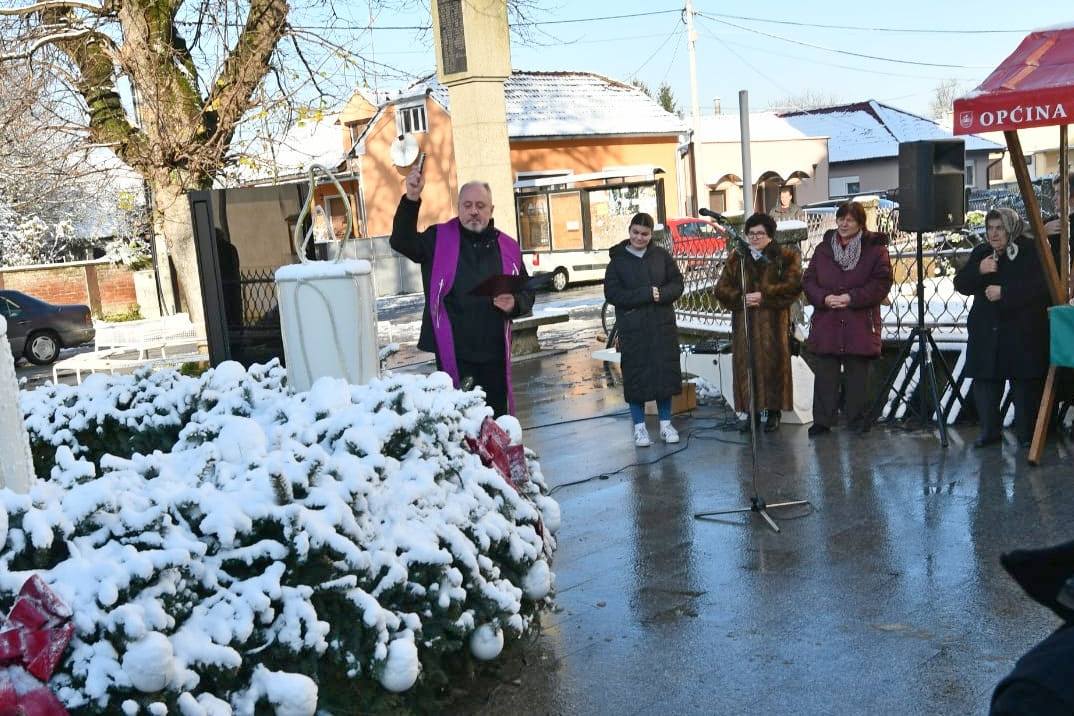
831, 231, 862, 271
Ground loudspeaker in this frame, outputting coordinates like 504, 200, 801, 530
898, 139, 966, 232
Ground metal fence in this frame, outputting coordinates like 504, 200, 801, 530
235, 267, 280, 327
670, 207, 983, 340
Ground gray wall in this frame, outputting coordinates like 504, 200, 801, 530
830, 151, 995, 197
325, 236, 423, 298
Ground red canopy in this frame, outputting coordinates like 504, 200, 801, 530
953, 26, 1074, 135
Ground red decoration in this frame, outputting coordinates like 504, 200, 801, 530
0, 575, 73, 715
465, 418, 530, 489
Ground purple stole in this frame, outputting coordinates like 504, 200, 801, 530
429, 218, 523, 414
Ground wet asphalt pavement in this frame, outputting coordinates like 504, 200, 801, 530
15, 285, 1073, 714
449, 347, 1074, 716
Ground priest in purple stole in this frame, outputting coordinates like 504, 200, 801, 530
390, 167, 534, 416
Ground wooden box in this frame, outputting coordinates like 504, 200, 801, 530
645, 382, 697, 415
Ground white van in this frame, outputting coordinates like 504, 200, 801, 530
514, 168, 668, 291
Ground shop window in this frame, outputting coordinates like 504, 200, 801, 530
517, 195, 551, 251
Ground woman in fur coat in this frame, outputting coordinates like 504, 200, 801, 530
714, 212, 803, 433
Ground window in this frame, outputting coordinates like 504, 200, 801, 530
346, 122, 364, 146
0, 296, 21, 318
829, 176, 860, 197
323, 194, 360, 239
588, 184, 659, 250
708, 190, 726, 213
395, 102, 428, 135
964, 161, 976, 188
517, 195, 551, 251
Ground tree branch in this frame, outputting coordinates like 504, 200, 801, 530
0, 28, 96, 61
0, 0, 103, 16
202, 0, 288, 154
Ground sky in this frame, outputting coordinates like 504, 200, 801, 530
346, 1, 1074, 122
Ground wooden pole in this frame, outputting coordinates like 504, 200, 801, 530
1024, 125, 1071, 466
1028, 365, 1057, 466
1005, 130, 1064, 304
1060, 124, 1070, 296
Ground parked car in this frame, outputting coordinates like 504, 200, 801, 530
0, 290, 95, 365
660, 218, 729, 262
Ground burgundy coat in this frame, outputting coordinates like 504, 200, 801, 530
802, 230, 893, 358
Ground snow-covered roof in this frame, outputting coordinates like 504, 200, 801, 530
779, 100, 1003, 163
697, 112, 824, 143
408, 71, 687, 139
245, 113, 348, 183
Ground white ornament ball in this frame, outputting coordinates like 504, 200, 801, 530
378, 637, 420, 693
122, 632, 174, 693
469, 624, 504, 661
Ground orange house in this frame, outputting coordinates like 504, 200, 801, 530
348, 71, 688, 289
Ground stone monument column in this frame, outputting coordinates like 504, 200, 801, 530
0, 316, 35, 493
431, 0, 518, 239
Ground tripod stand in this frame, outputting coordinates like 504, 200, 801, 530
868, 231, 960, 447
693, 225, 810, 533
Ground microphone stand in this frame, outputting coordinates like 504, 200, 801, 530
693, 215, 811, 533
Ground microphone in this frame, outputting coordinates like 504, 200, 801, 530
698, 207, 724, 221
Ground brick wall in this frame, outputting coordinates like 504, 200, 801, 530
94, 264, 139, 314
0, 260, 138, 316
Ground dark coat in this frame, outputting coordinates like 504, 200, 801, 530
802, 230, 893, 358
713, 241, 802, 412
389, 196, 534, 362
991, 625, 1074, 716
604, 241, 684, 404
953, 238, 1050, 380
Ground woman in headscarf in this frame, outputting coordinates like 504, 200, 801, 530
954, 207, 1050, 449
802, 201, 893, 436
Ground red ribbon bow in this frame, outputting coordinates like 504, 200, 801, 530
0, 575, 73, 715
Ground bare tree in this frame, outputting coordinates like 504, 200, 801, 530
0, 59, 145, 266
0, 0, 547, 324
930, 78, 965, 122
767, 90, 842, 113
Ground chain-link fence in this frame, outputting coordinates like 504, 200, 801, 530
671, 206, 984, 340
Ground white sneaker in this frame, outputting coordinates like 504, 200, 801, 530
660, 424, 680, 444
633, 424, 651, 447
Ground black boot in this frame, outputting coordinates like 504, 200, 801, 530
738, 413, 760, 433
764, 410, 781, 432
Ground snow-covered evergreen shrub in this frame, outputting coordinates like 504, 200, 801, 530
4, 362, 559, 714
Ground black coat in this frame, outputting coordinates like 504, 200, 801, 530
389, 196, 534, 362
953, 238, 1050, 380
604, 241, 684, 404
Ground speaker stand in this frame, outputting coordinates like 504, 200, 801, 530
868, 231, 959, 446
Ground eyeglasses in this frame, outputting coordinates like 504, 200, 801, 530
746, 231, 769, 238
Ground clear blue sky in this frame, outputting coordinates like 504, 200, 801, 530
350, 1, 1074, 120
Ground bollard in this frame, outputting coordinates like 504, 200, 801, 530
0, 316, 35, 493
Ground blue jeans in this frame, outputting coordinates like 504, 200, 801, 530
629, 399, 671, 424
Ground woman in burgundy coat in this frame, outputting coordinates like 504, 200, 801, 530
802, 202, 893, 436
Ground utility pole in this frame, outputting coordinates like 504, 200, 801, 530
684, 0, 701, 132
684, 0, 700, 215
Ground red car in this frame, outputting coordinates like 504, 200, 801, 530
662, 218, 729, 260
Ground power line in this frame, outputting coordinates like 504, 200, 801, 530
697, 12, 993, 69
629, 21, 683, 79
698, 11, 1028, 35
514, 8, 683, 27
697, 23, 981, 82
174, 8, 683, 33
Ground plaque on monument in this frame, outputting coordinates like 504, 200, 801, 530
438, 0, 467, 75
